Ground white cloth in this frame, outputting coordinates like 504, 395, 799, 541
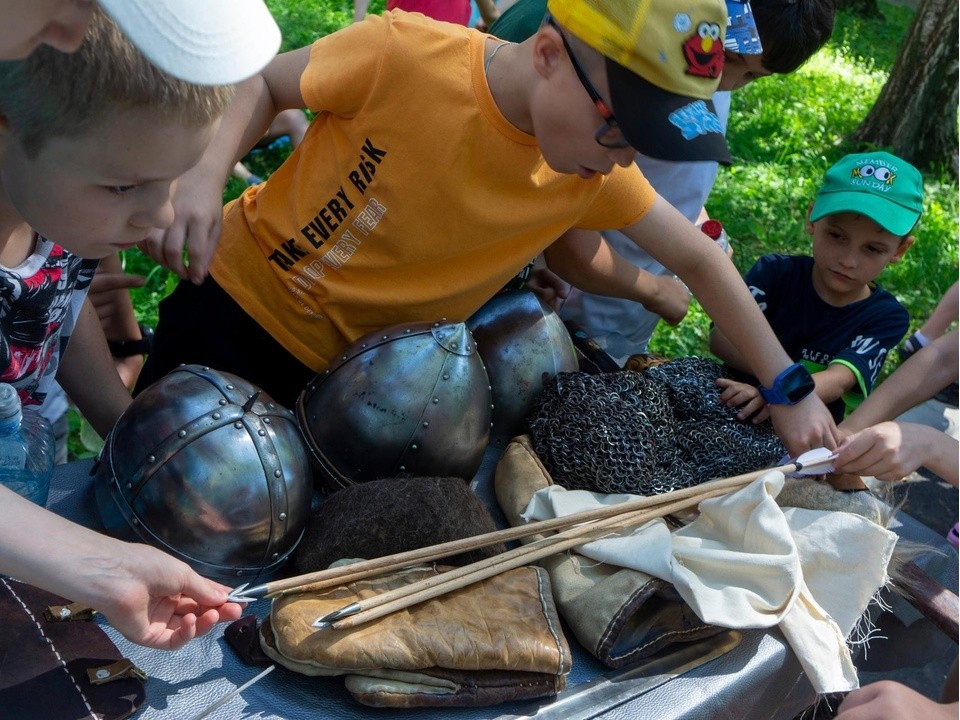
521, 471, 898, 693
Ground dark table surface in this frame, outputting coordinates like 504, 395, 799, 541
49, 455, 958, 720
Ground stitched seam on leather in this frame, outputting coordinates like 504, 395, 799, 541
1, 578, 97, 719
596, 579, 658, 659
532, 566, 566, 676
612, 626, 710, 665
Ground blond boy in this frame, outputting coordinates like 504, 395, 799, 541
0, 10, 231, 437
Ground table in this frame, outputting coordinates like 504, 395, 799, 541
49, 457, 957, 720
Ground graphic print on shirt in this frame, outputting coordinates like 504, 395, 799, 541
264, 137, 388, 315
0, 242, 91, 408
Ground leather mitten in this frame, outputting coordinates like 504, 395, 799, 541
259, 563, 571, 707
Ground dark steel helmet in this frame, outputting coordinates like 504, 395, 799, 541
467, 290, 579, 447
297, 321, 492, 491
93, 365, 313, 582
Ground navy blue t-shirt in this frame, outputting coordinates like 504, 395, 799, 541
744, 254, 909, 421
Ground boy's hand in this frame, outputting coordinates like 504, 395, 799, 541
139, 167, 226, 285
716, 377, 769, 422
768, 394, 840, 457
525, 267, 571, 312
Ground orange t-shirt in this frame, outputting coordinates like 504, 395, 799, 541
211, 12, 654, 371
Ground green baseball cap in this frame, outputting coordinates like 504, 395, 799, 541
810, 151, 924, 236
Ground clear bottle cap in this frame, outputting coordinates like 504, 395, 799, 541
0, 384, 20, 423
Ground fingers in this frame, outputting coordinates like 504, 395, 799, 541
89, 271, 147, 293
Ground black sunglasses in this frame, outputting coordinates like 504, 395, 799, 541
546, 16, 630, 150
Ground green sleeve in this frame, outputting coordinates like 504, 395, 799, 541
489, 0, 548, 41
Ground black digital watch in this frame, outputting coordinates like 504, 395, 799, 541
758, 362, 816, 405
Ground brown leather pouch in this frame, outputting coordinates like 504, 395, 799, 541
259, 563, 571, 707
0, 577, 146, 720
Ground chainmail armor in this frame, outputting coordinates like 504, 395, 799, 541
528, 357, 785, 495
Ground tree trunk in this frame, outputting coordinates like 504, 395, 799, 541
851, 0, 959, 178
834, 0, 881, 17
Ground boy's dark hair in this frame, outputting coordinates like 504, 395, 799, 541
752, 0, 836, 74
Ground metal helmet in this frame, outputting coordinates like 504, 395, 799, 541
93, 365, 313, 582
297, 321, 492, 491
467, 290, 579, 448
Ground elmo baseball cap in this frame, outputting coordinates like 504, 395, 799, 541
98, 0, 281, 85
546, 0, 761, 164
810, 152, 924, 236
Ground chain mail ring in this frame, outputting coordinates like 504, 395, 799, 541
528, 357, 785, 495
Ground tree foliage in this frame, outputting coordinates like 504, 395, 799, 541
851, 0, 959, 178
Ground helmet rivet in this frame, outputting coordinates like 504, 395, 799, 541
279, 512, 287, 521
404, 329, 412, 333
432, 397, 439, 404
451, 343, 458, 350
272, 553, 279, 560
219, 399, 227, 406
422, 421, 429, 428
126, 482, 133, 490
226, 384, 235, 391
399, 465, 406, 471
361, 344, 367, 349
258, 429, 266, 436
274, 469, 282, 478
382, 335, 388, 340
442, 373, 449, 380
410, 444, 418, 451
341, 356, 348, 361
178, 430, 187, 438
234, 422, 243, 429
147, 455, 156, 463
213, 412, 221, 420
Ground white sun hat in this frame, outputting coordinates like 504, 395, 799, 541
97, 0, 281, 85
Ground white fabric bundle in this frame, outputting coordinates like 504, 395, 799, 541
521, 471, 898, 692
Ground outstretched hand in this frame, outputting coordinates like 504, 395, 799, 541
716, 377, 769, 423
93, 542, 244, 651
768, 393, 840, 458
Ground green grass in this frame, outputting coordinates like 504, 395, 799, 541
119, 0, 958, 371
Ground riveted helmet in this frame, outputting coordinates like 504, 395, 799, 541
297, 321, 492, 491
93, 365, 313, 582
467, 290, 579, 448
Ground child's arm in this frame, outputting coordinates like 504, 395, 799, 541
617, 195, 839, 455
841, 329, 959, 433
544, 228, 690, 325
55, 298, 132, 438
140, 47, 313, 284
716, 365, 856, 423
832, 421, 958, 485
0, 485, 243, 650
709, 325, 748, 371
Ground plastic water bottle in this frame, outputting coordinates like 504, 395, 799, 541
0, 383, 54, 506
699, 219, 730, 253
